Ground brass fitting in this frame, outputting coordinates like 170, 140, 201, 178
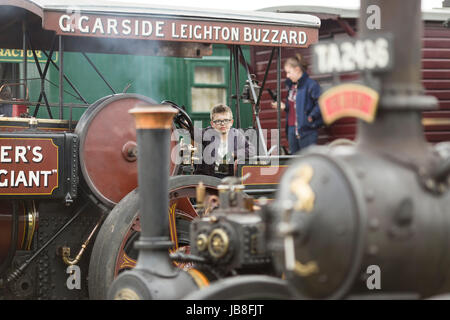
208, 228, 229, 259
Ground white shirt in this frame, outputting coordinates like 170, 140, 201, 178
216, 139, 228, 164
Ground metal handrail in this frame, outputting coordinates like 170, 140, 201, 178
0, 82, 29, 101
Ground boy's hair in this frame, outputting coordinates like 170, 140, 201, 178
285, 53, 309, 72
210, 104, 233, 120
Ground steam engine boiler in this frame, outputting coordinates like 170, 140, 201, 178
109, 0, 450, 300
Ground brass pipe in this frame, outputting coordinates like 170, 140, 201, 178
422, 118, 450, 126
62, 215, 104, 266
24, 201, 38, 251
196, 181, 205, 209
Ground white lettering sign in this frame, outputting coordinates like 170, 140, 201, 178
0, 145, 56, 188
54, 14, 312, 47
313, 35, 393, 74
0, 146, 43, 163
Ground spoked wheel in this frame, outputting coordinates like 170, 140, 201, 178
87, 175, 221, 300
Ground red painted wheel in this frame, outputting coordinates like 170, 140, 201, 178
0, 201, 28, 274
87, 175, 221, 300
75, 94, 180, 209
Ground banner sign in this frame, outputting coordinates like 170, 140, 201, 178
0, 49, 58, 63
43, 12, 318, 48
318, 83, 379, 124
312, 34, 393, 75
0, 138, 59, 195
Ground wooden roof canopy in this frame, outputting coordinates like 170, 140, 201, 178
0, 0, 321, 57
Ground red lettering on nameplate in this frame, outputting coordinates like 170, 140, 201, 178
0, 138, 59, 195
318, 83, 379, 125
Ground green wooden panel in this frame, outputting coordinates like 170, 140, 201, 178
29, 52, 188, 120
26, 44, 253, 130
186, 45, 253, 129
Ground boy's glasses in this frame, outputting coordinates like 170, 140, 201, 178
212, 119, 232, 125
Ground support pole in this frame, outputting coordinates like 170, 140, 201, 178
228, 48, 233, 107
277, 47, 282, 155
59, 36, 64, 120
22, 21, 27, 101
82, 52, 116, 94
233, 46, 241, 129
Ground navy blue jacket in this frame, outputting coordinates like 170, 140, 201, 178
0, 104, 12, 117
284, 72, 323, 137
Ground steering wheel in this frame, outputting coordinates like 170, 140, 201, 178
161, 100, 194, 139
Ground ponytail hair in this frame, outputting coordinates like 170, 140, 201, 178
285, 53, 308, 72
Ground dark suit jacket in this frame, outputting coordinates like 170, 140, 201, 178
194, 126, 255, 177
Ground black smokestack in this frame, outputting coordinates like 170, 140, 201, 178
108, 105, 200, 300
131, 106, 177, 249
356, 0, 438, 168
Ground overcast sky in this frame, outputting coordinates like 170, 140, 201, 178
112, 0, 444, 11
